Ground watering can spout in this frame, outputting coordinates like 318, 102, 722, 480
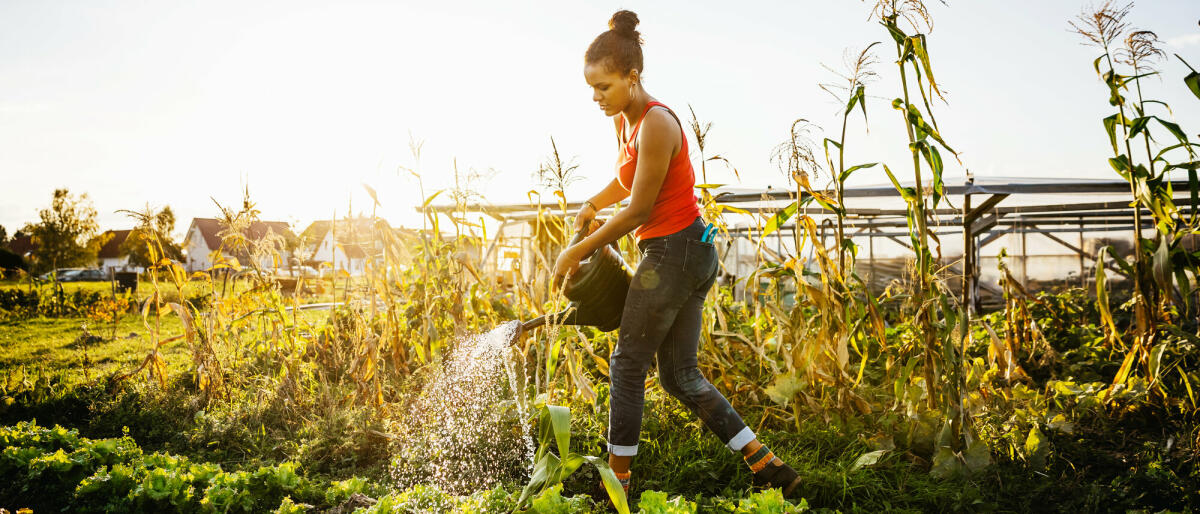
519, 308, 581, 333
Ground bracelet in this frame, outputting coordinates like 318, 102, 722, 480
582, 200, 598, 213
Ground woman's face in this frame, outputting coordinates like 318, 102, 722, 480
584, 62, 636, 117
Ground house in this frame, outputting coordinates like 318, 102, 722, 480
6, 235, 35, 260
95, 229, 139, 273
299, 217, 403, 276
184, 218, 295, 272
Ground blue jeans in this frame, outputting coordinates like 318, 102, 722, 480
607, 217, 755, 456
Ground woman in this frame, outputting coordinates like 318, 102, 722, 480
552, 10, 802, 497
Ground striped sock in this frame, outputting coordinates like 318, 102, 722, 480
743, 445, 776, 473
613, 470, 631, 492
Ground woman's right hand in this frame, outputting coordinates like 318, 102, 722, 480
573, 202, 597, 233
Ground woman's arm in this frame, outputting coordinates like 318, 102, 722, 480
589, 178, 631, 210
573, 178, 629, 233
556, 109, 678, 276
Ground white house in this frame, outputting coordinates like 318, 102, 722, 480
300, 218, 404, 276
95, 229, 141, 273
184, 218, 295, 272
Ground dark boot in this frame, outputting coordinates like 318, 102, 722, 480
744, 445, 802, 497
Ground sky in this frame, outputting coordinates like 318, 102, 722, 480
2, 0, 1199, 240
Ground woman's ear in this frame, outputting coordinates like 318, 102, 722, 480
627, 70, 639, 86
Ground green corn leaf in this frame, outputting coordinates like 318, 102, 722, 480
1128, 116, 1152, 141
1103, 70, 1129, 106
1144, 99, 1175, 119
1186, 71, 1200, 100
1102, 113, 1130, 155
516, 452, 560, 510
546, 405, 572, 459
881, 164, 917, 203
1153, 142, 1200, 163
898, 102, 955, 153
839, 162, 878, 183
1165, 161, 1200, 171
1153, 116, 1189, 145
824, 138, 842, 165
1116, 71, 1158, 88
908, 34, 942, 99
763, 201, 798, 237
856, 84, 869, 123
584, 456, 630, 514
916, 143, 945, 207
1108, 154, 1132, 180
1106, 246, 1135, 276
845, 84, 864, 116
557, 454, 586, 482
882, 18, 907, 46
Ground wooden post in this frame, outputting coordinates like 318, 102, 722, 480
1020, 221, 1029, 288
868, 224, 876, 294
962, 191, 973, 314
1078, 217, 1086, 288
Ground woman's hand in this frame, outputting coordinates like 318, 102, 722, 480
553, 244, 586, 286
573, 202, 597, 233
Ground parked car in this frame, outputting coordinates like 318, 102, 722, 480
57, 268, 106, 282
75, 269, 108, 281
38, 268, 85, 281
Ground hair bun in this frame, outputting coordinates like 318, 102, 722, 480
608, 10, 641, 43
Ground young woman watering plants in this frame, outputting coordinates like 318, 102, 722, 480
552, 10, 802, 497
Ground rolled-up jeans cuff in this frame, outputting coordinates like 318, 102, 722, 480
725, 427, 755, 453
607, 443, 639, 456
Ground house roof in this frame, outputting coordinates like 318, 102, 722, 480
342, 244, 367, 258
6, 235, 34, 257
300, 217, 392, 247
188, 218, 294, 251
97, 230, 132, 259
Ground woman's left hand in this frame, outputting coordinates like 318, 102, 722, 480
552, 245, 585, 286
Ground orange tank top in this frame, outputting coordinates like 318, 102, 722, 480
617, 101, 701, 240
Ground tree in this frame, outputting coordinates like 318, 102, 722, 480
0, 224, 7, 247
0, 248, 26, 274
120, 205, 184, 267
28, 188, 101, 273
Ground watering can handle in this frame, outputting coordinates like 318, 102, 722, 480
568, 228, 600, 260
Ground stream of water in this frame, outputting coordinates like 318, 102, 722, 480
387, 320, 534, 494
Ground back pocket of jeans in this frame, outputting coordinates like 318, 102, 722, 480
683, 239, 717, 282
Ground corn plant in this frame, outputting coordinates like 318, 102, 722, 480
1072, 2, 1200, 399
515, 405, 628, 514
868, 1, 984, 469
818, 42, 881, 274
111, 206, 194, 389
